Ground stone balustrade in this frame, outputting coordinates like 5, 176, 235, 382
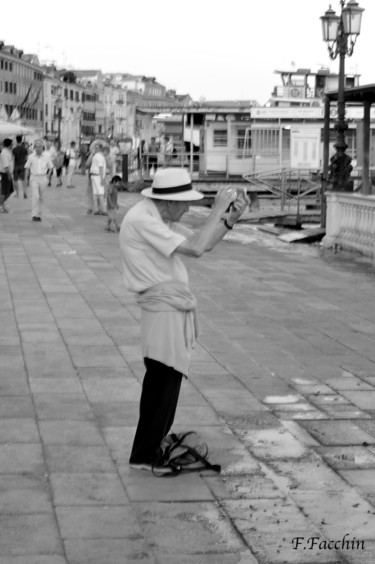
323, 192, 375, 257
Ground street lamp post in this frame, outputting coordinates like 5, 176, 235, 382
55, 85, 63, 150
320, 0, 364, 191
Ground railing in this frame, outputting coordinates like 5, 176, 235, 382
324, 192, 375, 257
243, 168, 321, 218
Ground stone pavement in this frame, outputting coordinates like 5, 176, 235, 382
1, 174, 375, 564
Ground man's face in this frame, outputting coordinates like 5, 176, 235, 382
34, 142, 43, 155
166, 200, 190, 222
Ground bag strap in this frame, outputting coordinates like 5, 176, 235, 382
183, 445, 221, 473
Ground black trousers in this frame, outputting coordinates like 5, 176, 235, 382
129, 358, 183, 464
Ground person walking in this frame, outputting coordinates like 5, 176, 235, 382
0, 138, 14, 213
119, 168, 248, 473
147, 137, 159, 176
165, 136, 174, 166
54, 147, 64, 187
89, 143, 106, 215
12, 135, 28, 199
44, 141, 57, 186
65, 141, 77, 188
24, 139, 54, 222
104, 177, 120, 232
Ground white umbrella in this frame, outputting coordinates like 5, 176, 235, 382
0, 121, 34, 136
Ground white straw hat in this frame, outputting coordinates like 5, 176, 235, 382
141, 168, 204, 201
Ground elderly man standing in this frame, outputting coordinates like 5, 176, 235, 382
25, 139, 54, 222
120, 168, 248, 473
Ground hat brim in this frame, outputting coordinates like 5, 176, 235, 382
141, 187, 204, 201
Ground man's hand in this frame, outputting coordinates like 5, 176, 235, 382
227, 189, 250, 227
212, 186, 238, 216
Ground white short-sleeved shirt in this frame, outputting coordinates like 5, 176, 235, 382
0, 148, 14, 174
119, 198, 192, 293
90, 152, 106, 175
24, 153, 53, 175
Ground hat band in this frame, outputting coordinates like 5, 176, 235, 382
152, 183, 192, 195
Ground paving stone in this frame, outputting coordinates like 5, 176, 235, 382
298, 421, 375, 446
340, 391, 375, 411
45, 445, 115, 473
136, 501, 245, 557
326, 377, 375, 391
64, 539, 155, 564
204, 473, 282, 501
0, 514, 62, 556
319, 404, 371, 419
29, 377, 83, 394
269, 458, 350, 492
0, 473, 52, 514
92, 401, 139, 427
339, 469, 375, 494
50, 472, 129, 505
174, 406, 222, 426
23, 345, 77, 378
222, 498, 339, 563
0, 418, 39, 443
68, 345, 128, 368
239, 427, 309, 459
0, 444, 45, 474
80, 377, 141, 402
56, 505, 141, 539
34, 394, 94, 420
0, 557, 67, 564
0, 375, 30, 396
290, 489, 375, 539
121, 469, 215, 502
315, 446, 375, 470
0, 397, 34, 419
39, 420, 105, 446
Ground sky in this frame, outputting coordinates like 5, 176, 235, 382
3, 0, 374, 105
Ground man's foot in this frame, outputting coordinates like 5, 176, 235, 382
86, 209, 93, 215
129, 462, 176, 475
99, 211, 107, 216
32, 216, 41, 222
93, 211, 100, 215
104, 226, 114, 232
116, 226, 121, 232
57, 182, 62, 187
67, 185, 75, 189
47, 183, 51, 187
23, 193, 27, 199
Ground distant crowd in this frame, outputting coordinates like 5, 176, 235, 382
0, 136, 122, 231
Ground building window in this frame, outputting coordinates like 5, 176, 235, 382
45, 104, 48, 117
70, 90, 73, 100
75, 92, 79, 102
4, 61, 8, 70
0, 60, 3, 69
9, 62, 12, 72
64, 88, 68, 99
213, 129, 227, 147
237, 129, 251, 150
4, 81, 8, 93
13, 83, 16, 95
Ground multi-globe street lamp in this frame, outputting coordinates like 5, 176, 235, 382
320, 0, 364, 191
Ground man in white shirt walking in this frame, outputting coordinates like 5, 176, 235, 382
89, 143, 107, 215
25, 140, 54, 221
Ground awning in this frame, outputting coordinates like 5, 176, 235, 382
0, 121, 35, 136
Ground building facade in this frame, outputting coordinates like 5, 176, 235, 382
0, 42, 43, 135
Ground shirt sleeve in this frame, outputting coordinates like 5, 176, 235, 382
134, 216, 186, 257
